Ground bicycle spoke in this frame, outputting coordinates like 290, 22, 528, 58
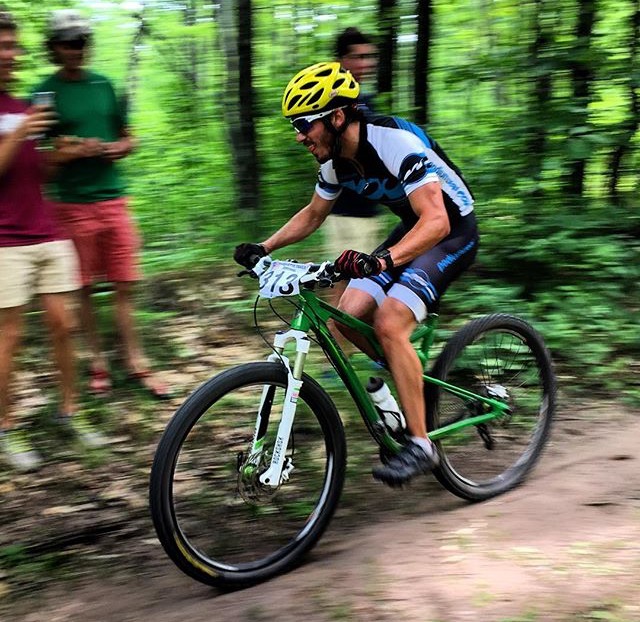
170, 379, 334, 569
428, 316, 555, 500
444, 332, 543, 478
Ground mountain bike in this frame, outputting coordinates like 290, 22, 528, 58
149, 256, 556, 588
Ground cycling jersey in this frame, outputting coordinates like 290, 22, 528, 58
315, 114, 475, 229
315, 114, 478, 321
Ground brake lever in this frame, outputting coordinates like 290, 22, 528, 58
237, 269, 258, 278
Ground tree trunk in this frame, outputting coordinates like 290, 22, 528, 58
377, 0, 397, 112
237, 0, 260, 213
218, 0, 260, 222
414, 0, 432, 126
566, 0, 597, 197
608, 0, 640, 202
527, 0, 553, 193
480, 0, 506, 106
184, 0, 198, 90
122, 7, 148, 116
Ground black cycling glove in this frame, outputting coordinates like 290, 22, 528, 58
234, 243, 267, 269
334, 249, 383, 279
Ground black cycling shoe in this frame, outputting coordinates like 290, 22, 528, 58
372, 441, 440, 488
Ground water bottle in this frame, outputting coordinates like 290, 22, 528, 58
366, 377, 406, 432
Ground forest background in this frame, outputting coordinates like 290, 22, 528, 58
5, 0, 640, 401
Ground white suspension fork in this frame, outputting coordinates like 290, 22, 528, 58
250, 329, 310, 487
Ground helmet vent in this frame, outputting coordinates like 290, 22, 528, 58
288, 94, 301, 109
306, 91, 322, 107
282, 61, 359, 118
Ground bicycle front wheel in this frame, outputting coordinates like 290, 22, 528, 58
149, 362, 346, 588
426, 314, 556, 501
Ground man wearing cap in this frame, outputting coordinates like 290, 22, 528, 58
34, 10, 169, 400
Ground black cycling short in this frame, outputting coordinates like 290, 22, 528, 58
347, 213, 478, 321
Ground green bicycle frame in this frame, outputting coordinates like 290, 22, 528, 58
283, 289, 511, 454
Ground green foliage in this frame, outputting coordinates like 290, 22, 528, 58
0, 544, 72, 582
4, 0, 638, 397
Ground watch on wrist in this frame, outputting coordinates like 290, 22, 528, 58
373, 248, 394, 271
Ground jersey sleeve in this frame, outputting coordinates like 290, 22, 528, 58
314, 162, 343, 201
371, 126, 440, 196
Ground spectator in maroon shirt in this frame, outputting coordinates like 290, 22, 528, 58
0, 8, 105, 472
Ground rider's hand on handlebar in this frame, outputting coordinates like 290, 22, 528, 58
334, 249, 383, 279
234, 243, 267, 269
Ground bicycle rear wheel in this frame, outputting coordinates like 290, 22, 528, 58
426, 314, 556, 501
149, 362, 346, 588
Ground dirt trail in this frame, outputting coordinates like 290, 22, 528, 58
9, 402, 640, 622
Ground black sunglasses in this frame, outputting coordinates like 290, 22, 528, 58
290, 107, 343, 135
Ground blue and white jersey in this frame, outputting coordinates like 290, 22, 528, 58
315, 115, 475, 228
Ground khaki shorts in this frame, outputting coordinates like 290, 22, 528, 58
324, 214, 382, 258
0, 240, 80, 309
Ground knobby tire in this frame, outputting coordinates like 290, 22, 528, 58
149, 362, 346, 588
426, 314, 556, 501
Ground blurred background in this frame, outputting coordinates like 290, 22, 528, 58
2, 0, 638, 420
20, 0, 639, 397
0, 1, 639, 614
8, 0, 637, 398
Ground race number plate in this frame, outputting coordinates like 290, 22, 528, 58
259, 261, 310, 299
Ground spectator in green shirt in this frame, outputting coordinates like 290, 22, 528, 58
36, 10, 169, 400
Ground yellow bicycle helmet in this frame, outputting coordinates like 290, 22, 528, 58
282, 62, 360, 118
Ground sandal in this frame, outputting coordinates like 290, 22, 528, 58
127, 370, 172, 401
88, 367, 112, 396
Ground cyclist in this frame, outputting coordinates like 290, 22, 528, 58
234, 62, 478, 486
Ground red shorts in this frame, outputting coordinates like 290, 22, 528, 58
54, 197, 141, 287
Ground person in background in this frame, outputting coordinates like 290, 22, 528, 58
335, 27, 378, 106
325, 28, 381, 339
0, 7, 104, 472
35, 9, 170, 400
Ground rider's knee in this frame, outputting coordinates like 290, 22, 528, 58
374, 300, 414, 344
337, 288, 373, 320
373, 311, 397, 344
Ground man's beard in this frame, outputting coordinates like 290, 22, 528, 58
315, 131, 337, 164
314, 152, 330, 164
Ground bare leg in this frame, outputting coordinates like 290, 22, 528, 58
41, 292, 77, 415
79, 285, 111, 393
373, 297, 428, 439
79, 285, 107, 371
114, 281, 145, 372
334, 287, 378, 358
0, 306, 24, 430
114, 281, 168, 398
326, 280, 351, 351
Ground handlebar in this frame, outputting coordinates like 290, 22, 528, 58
301, 262, 337, 289
242, 255, 340, 289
